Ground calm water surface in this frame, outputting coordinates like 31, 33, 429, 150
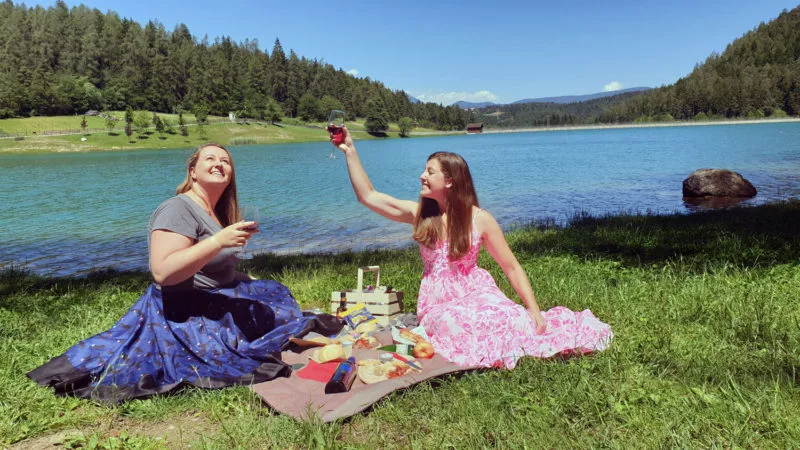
3, 122, 799, 277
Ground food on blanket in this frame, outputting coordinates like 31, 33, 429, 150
399, 327, 426, 344
337, 334, 356, 345
355, 321, 378, 334
289, 336, 328, 349
313, 344, 344, 363
357, 358, 420, 384
413, 341, 435, 359
357, 359, 381, 367
351, 314, 369, 326
397, 327, 434, 358
352, 335, 380, 350
341, 304, 378, 330
307, 336, 332, 345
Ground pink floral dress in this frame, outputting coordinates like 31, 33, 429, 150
417, 211, 613, 368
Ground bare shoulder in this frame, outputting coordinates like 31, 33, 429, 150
473, 207, 500, 235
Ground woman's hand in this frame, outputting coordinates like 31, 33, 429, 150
334, 126, 355, 154
528, 308, 547, 335
213, 221, 258, 248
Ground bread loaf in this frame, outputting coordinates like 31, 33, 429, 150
399, 328, 426, 344
313, 344, 344, 363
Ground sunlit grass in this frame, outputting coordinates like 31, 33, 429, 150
0, 114, 446, 154
2, 201, 799, 447
0, 111, 211, 134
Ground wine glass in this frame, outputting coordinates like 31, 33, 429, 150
237, 204, 259, 259
327, 110, 346, 158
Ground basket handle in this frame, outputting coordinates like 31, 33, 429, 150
357, 266, 380, 292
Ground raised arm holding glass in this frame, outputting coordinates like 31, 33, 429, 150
333, 128, 613, 368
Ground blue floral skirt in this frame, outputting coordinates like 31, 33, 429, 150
28, 279, 340, 403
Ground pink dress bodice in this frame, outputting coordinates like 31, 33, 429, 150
417, 222, 501, 319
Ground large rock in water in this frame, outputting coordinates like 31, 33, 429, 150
682, 169, 757, 198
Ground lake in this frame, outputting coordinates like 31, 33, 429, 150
3, 122, 799, 277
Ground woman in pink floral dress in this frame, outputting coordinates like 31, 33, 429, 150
334, 129, 612, 368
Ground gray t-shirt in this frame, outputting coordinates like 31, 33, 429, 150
148, 194, 239, 290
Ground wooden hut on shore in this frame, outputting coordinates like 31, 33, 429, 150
466, 123, 484, 134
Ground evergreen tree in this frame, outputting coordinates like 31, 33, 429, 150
193, 103, 209, 124
398, 117, 414, 136
270, 38, 288, 104
105, 115, 117, 133
154, 114, 165, 137
265, 98, 283, 124
297, 92, 320, 122
319, 95, 344, 121
0, 1, 532, 130
364, 96, 390, 132
133, 110, 150, 135
284, 50, 303, 118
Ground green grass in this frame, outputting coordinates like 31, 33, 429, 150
0, 111, 212, 135
2, 201, 799, 447
0, 114, 446, 154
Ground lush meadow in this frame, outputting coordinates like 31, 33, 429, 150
0, 113, 446, 154
1, 201, 799, 448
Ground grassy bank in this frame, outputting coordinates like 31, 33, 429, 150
0, 113, 449, 154
5, 113, 796, 155
2, 201, 799, 448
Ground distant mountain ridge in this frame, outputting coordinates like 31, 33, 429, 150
512, 87, 652, 104
454, 100, 498, 108
454, 87, 651, 109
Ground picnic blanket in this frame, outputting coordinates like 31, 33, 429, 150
251, 330, 477, 422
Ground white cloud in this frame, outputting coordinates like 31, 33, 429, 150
345, 69, 359, 76
603, 81, 623, 92
413, 90, 498, 105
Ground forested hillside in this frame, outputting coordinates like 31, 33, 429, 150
0, 1, 468, 130
471, 91, 646, 128
474, 6, 800, 128
3, 2, 797, 132
600, 6, 800, 122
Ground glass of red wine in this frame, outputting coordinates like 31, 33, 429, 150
327, 110, 345, 158
237, 204, 259, 259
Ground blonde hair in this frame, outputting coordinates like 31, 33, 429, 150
175, 143, 240, 226
412, 152, 479, 260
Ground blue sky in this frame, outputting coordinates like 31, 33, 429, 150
55, 0, 799, 105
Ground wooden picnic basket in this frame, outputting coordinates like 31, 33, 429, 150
330, 266, 404, 325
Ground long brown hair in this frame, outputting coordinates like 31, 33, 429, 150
412, 152, 479, 260
175, 143, 240, 226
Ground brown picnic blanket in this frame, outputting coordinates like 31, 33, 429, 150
250, 330, 477, 422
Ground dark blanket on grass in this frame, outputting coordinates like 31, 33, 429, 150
28, 280, 343, 403
251, 330, 477, 422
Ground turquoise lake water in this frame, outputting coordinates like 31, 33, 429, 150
3, 122, 800, 277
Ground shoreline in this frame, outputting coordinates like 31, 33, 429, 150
6, 198, 798, 279
481, 117, 800, 135
1, 117, 797, 154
